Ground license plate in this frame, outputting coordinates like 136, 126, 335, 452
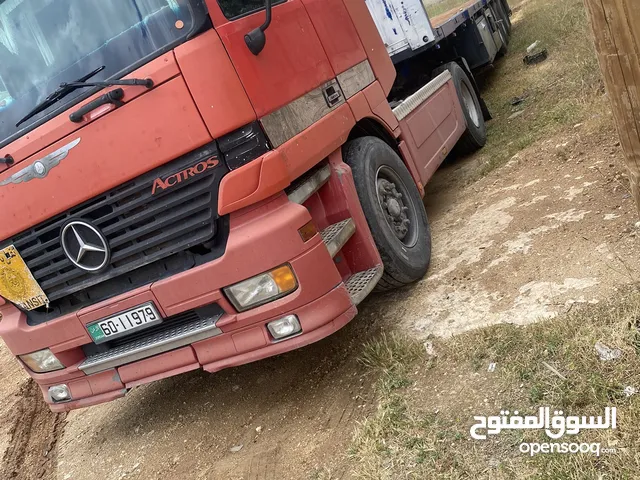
0, 245, 49, 311
87, 302, 162, 344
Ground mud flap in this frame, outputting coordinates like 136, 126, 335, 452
480, 97, 493, 121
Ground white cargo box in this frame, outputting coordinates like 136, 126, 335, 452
365, 0, 435, 57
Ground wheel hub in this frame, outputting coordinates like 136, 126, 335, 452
377, 178, 411, 240
387, 198, 402, 218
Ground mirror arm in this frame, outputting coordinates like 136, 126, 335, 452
261, 0, 273, 31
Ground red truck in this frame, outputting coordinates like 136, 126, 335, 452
0, 0, 509, 411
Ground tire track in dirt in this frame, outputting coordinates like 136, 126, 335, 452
1, 380, 66, 480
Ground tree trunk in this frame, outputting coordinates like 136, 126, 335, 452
583, 0, 640, 215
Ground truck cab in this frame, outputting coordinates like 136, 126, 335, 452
0, 0, 503, 411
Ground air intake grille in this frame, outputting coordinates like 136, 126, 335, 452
5, 143, 228, 306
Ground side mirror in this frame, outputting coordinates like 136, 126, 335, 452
245, 0, 273, 56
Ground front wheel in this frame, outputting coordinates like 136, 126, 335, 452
344, 137, 431, 291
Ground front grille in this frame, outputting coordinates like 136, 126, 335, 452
5, 142, 229, 319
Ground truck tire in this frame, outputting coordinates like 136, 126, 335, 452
494, 2, 511, 49
344, 137, 431, 291
434, 62, 487, 155
501, 0, 512, 32
495, 0, 512, 38
497, 26, 509, 56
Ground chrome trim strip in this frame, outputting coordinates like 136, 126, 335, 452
392, 71, 453, 121
79, 315, 222, 375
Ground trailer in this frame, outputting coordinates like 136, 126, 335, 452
366, 0, 512, 67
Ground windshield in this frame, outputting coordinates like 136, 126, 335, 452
0, 0, 204, 146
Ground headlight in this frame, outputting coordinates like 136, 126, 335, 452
19, 348, 64, 373
225, 265, 298, 312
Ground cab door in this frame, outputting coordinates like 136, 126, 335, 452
206, 0, 335, 118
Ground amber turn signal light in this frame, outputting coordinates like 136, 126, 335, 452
270, 265, 298, 292
298, 221, 317, 242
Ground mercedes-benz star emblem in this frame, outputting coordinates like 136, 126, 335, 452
61, 221, 110, 272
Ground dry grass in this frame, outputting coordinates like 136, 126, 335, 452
424, 0, 473, 18
346, 1, 633, 477
350, 291, 640, 479
474, 0, 607, 176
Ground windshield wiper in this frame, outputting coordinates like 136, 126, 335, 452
15, 66, 105, 128
15, 66, 154, 128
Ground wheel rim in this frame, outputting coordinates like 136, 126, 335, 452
375, 165, 419, 248
460, 81, 480, 128
498, 27, 507, 48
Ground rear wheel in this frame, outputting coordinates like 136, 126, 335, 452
434, 62, 487, 155
494, 0, 512, 36
493, 3, 511, 53
344, 137, 431, 291
502, 0, 512, 32
497, 26, 509, 56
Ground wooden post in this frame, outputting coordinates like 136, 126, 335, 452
583, 0, 640, 215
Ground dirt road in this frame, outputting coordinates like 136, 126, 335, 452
390, 125, 637, 337
1, 314, 384, 480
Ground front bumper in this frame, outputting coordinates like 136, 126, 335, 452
0, 194, 356, 411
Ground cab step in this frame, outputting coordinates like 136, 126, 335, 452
287, 163, 331, 205
321, 219, 356, 258
345, 266, 384, 306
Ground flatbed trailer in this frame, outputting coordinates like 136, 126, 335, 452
367, 0, 512, 67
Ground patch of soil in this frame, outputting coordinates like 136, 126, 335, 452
407, 358, 504, 417
0, 380, 66, 480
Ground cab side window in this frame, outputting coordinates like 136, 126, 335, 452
217, 0, 285, 20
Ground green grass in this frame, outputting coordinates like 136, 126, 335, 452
473, 0, 606, 176
349, 291, 640, 479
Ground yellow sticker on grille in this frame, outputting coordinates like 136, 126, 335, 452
0, 245, 49, 311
